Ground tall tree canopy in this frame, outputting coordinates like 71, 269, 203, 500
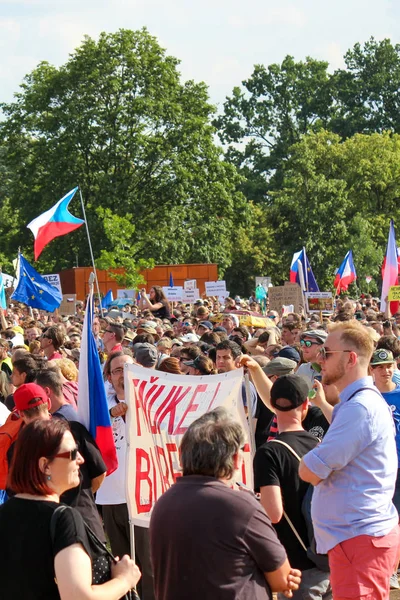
0, 28, 250, 281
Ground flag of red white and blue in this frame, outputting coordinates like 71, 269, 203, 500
77, 284, 118, 475
290, 248, 320, 292
27, 187, 84, 260
334, 251, 357, 293
381, 220, 399, 315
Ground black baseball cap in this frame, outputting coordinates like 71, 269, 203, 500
270, 374, 309, 412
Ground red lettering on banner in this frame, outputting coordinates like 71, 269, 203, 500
206, 382, 221, 411
156, 446, 171, 493
152, 387, 176, 432
166, 442, 181, 482
156, 386, 192, 434
133, 379, 150, 436
174, 384, 208, 434
144, 384, 166, 434
149, 447, 158, 502
135, 448, 152, 513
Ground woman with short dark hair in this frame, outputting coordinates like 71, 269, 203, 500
139, 286, 171, 320
0, 418, 140, 599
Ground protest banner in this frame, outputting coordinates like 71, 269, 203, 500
388, 286, 400, 302
42, 273, 62, 295
255, 276, 271, 290
184, 279, 197, 291
205, 280, 227, 296
125, 365, 252, 520
162, 286, 183, 301
305, 292, 334, 313
59, 294, 77, 315
182, 288, 200, 303
269, 283, 303, 313
117, 289, 135, 299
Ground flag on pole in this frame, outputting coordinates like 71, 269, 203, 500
169, 272, 174, 287
101, 289, 114, 309
27, 187, 84, 260
290, 248, 319, 292
77, 277, 118, 475
334, 251, 357, 293
11, 254, 62, 311
0, 276, 6, 310
381, 220, 399, 315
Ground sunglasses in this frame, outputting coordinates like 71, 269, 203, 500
267, 315, 276, 320
105, 329, 115, 334
317, 348, 352, 360
300, 340, 320, 348
52, 446, 79, 461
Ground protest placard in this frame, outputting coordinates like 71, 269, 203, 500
268, 286, 285, 312
182, 288, 200, 303
388, 286, 400, 302
125, 365, 252, 518
42, 274, 62, 295
117, 289, 135, 299
59, 294, 77, 315
184, 279, 197, 291
255, 276, 271, 290
269, 283, 303, 313
205, 281, 227, 296
162, 286, 183, 301
305, 292, 334, 313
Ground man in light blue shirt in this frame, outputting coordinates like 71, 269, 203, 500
299, 321, 399, 600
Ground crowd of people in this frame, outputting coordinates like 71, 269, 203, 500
0, 284, 399, 599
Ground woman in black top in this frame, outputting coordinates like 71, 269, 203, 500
140, 285, 171, 320
0, 418, 140, 600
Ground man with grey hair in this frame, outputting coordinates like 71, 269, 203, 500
150, 407, 301, 600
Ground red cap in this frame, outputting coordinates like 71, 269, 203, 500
14, 383, 51, 413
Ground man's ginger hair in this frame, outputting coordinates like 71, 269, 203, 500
328, 321, 374, 364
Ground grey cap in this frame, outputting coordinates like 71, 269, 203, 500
133, 343, 158, 368
262, 357, 297, 377
300, 329, 328, 344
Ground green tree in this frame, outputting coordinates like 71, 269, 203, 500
214, 56, 334, 201
0, 28, 245, 279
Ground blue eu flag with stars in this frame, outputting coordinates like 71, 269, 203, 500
11, 255, 62, 311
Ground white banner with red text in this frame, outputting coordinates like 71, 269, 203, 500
124, 364, 252, 519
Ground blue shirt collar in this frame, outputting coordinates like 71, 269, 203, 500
340, 376, 374, 403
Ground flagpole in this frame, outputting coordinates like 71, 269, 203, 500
302, 247, 309, 293
78, 187, 103, 315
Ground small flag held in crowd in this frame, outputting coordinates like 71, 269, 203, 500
101, 289, 114, 309
169, 272, 174, 287
334, 251, 357, 293
290, 248, 319, 292
381, 220, 399, 314
77, 277, 118, 475
11, 255, 62, 311
27, 187, 84, 260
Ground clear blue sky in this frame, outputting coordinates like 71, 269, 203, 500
0, 0, 399, 110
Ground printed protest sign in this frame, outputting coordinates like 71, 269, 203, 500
125, 365, 252, 518
184, 279, 197, 291
305, 292, 334, 313
162, 286, 183, 301
59, 294, 76, 315
42, 274, 62, 295
388, 286, 400, 302
182, 288, 200, 303
117, 289, 135, 299
205, 281, 227, 296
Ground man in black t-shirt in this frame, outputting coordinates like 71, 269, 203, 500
254, 375, 332, 600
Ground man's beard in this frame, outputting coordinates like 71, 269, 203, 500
322, 359, 347, 386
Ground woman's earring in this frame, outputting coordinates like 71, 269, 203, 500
47, 475, 51, 481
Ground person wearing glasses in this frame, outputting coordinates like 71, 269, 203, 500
0, 418, 140, 600
299, 321, 399, 600
40, 326, 65, 361
296, 330, 328, 389
102, 323, 124, 355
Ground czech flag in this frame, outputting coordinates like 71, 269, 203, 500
381, 220, 399, 315
334, 251, 357, 293
290, 248, 319, 292
76, 281, 118, 475
27, 187, 84, 260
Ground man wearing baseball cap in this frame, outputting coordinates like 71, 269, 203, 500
14, 382, 51, 423
297, 330, 328, 389
254, 375, 332, 600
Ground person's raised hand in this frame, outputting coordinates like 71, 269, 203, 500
239, 355, 261, 372
111, 402, 128, 418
